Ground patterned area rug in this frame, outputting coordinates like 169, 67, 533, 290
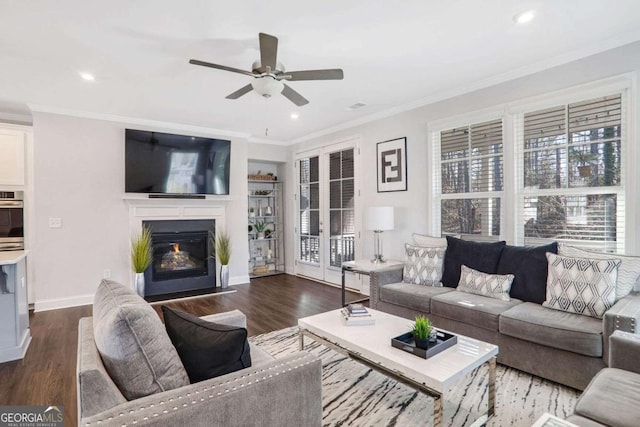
249, 327, 581, 427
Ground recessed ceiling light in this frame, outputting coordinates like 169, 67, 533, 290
514, 10, 535, 24
347, 102, 367, 111
79, 72, 95, 82
290, 112, 299, 120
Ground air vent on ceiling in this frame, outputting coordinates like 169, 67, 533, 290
347, 102, 367, 111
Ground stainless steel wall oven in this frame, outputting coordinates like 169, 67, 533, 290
0, 191, 24, 251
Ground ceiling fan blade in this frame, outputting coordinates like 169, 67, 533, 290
259, 33, 278, 70
285, 69, 344, 81
225, 84, 253, 99
189, 59, 255, 77
281, 84, 309, 106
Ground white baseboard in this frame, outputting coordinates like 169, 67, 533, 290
0, 330, 31, 363
34, 294, 94, 312
34, 277, 250, 312
230, 275, 250, 285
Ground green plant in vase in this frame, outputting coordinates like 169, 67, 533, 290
131, 226, 152, 297
412, 315, 434, 349
210, 229, 231, 289
252, 219, 269, 239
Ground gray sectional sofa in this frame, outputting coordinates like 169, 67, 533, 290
566, 330, 640, 427
77, 280, 322, 426
370, 237, 640, 390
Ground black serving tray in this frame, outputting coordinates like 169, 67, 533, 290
391, 330, 458, 359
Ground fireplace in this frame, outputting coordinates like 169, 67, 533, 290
142, 219, 215, 299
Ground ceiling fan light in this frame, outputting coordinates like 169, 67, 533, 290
513, 10, 535, 24
251, 77, 284, 98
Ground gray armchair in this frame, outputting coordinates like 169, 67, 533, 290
566, 330, 640, 427
77, 310, 322, 426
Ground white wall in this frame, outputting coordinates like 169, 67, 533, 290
31, 113, 250, 310
247, 142, 288, 163
290, 41, 640, 265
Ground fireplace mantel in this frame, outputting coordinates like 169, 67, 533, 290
125, 197, 228, 227
126, 197, 228, 286
123, 194, 235, 202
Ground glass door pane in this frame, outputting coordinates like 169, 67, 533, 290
296, 143, 357, 287
299, 156, 320, 264
328, 149, 355, 268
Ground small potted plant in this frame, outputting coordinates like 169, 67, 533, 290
249, 207, 256, 218
131, 226, 153, 297
412, 315, 435, 349
252, 219, 269, 239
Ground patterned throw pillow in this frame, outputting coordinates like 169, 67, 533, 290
457, 265, 514, 301
559, 244, 640, 301
543, 253, 620, 319
403, 244, 445, 286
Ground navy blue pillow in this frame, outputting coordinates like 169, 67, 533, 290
442, 236, 506, 287
161, 306, 251, 383
496, 242, 558, 304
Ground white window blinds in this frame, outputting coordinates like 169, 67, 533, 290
436, 118, 504, 238
328, 149, 355, 267
519, 94, 624, 252
298, 156, 320, 263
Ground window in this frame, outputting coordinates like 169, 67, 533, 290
431, 87, 629, 253
519, 94, 624, 251
328, 149, 355, 267
436, 118, 504, 239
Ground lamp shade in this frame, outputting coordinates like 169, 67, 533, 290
251, 77, 284, 97
365, 206, 394, 231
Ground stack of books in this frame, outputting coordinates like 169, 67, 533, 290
340, 303, 375, 326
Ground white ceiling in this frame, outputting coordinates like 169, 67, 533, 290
1, 0, 640, 143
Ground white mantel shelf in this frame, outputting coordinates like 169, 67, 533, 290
123, 194, 236, 202
0, 250, 28, 265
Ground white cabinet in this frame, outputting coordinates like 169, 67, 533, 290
0, 251, 31, 362
248, 179, 285, 277
0, 128, 26, 186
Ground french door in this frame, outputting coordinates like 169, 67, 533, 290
295, 140, 359, 287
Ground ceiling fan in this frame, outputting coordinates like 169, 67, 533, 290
189, 32, 344, 106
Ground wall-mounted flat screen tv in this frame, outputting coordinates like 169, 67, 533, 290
125, 129, 231, 195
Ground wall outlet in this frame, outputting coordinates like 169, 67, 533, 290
48, 217, 62, 228
103, 269, 111, 279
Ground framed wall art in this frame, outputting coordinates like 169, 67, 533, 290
376, 137, 407, 192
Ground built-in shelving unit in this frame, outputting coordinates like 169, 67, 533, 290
248, 178, 284, 278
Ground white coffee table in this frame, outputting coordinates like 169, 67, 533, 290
298, 308, 498, 427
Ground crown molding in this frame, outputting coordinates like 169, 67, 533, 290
0, 111, 32, 125
27, 104, 286, 145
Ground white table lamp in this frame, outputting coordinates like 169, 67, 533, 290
365, 206, 394, 263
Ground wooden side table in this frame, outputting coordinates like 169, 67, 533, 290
341, 259, 404, 307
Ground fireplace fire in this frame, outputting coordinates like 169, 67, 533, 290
160, 243, 197, 271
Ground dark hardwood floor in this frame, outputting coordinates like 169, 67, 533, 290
0, 275, 362, 426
